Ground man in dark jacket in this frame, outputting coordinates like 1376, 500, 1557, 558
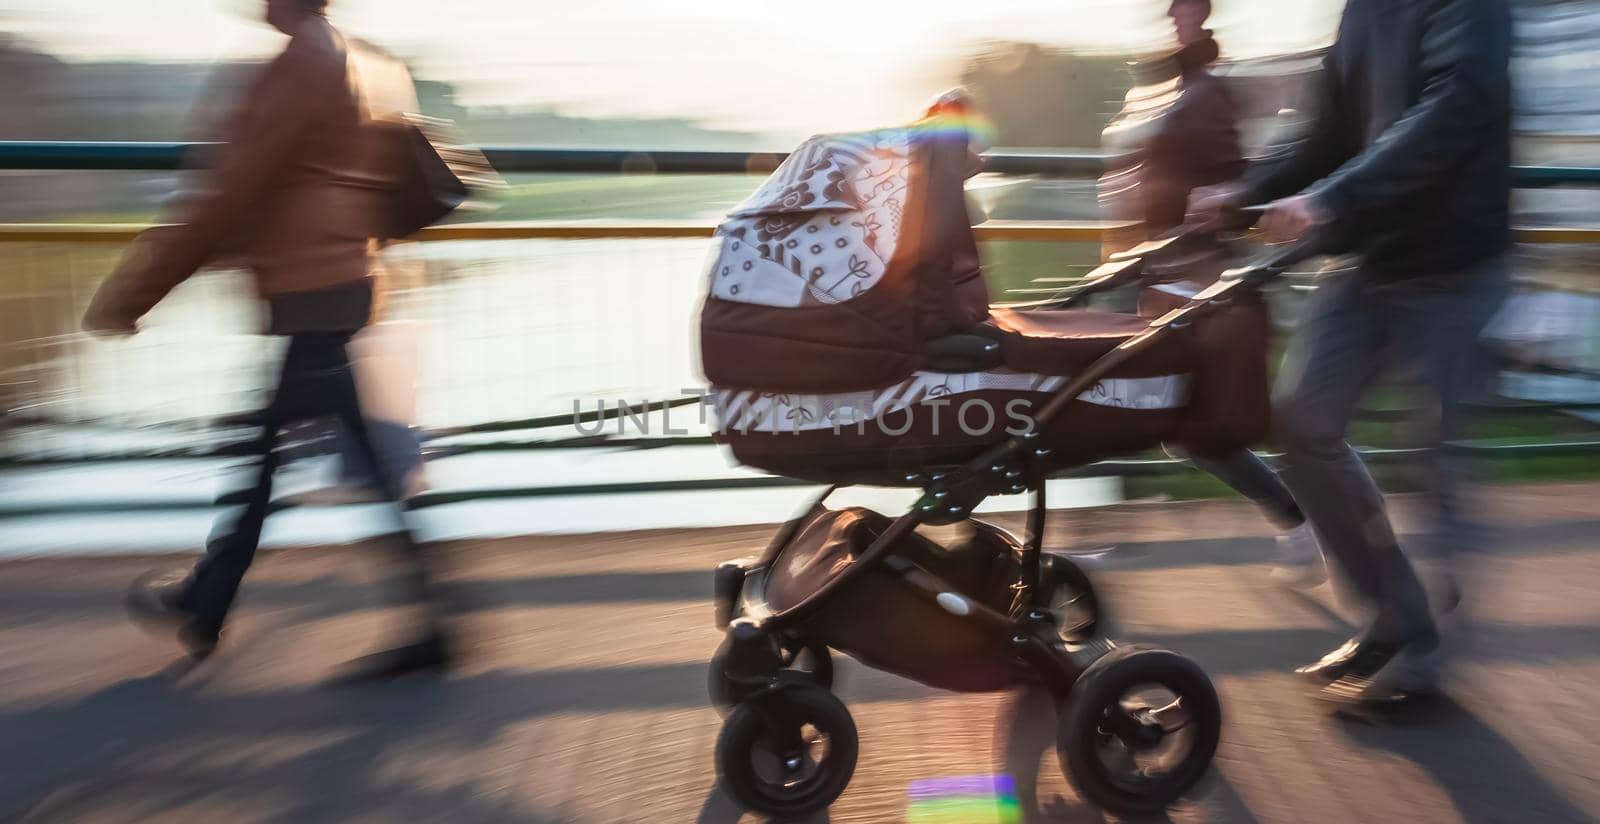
1192, 0, 1512, 704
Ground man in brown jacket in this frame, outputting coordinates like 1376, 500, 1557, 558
85, 0, 452, 679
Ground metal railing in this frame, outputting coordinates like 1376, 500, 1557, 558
5, 140, 1600, 185
6, 222, 1599, 246
0, 142, 1109, 177
0, 221, 1120, 244
3, 141, 1600, 500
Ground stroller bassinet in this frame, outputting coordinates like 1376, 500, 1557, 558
697, 99, 1303, 820
699, 120, 1270, 484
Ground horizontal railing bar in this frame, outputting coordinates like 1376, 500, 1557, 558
0, 221, 734, 243
1512, 226, 1600, 244
10, 389, 1593, 461
4, 441, 1597, 510
4, 142, 1600, 187
0, 141, 197, 171
1515, 165, 1600, 188
0, 220, 1122, 243
220, 396, 706, 437
7, 386, 1598, 465
0, 476, 818, 518
431, 436, 720, 454
4, 221, 1599, 244
0, 142, 1108, 176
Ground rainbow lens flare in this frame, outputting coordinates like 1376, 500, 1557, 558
911, 111, 999, 149
907, 774, 1022, 824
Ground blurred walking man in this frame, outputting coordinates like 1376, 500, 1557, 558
84, 0, 454, 679
1192, 0, 1512, 704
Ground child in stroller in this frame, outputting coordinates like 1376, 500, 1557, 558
699, 92, 1303, 818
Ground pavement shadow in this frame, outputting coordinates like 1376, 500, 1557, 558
1, 674, 571, 824
993, 684, 1097, 824
11, 516, 1600, 618
1332, 694, 1595, 824
694, 782, 830, 824
695, 783, 746, 824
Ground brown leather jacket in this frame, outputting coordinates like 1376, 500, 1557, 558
1140, 37, 1245, 234
87, 15, 417, 330
1099, 36, 1244, 283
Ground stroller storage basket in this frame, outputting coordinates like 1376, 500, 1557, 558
765, 506, 1029, 693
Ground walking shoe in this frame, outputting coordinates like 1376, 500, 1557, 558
1294, 636, 1366, 684
1271, 522, 1327, 588
125, 573, 220, 660
1318, 638, 1442, 706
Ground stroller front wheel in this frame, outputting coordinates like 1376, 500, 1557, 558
716, 682, 858, 817
709, 637, 834, 712
1057, 645, 1221, 816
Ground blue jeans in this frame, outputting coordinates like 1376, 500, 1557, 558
1274, 257, 1510, 645
1178, 448, 1305, 531
338, 419, 424, 491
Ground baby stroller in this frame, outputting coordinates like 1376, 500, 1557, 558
700, 102, 1297, 818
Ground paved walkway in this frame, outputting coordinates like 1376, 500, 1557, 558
2, 483, 1598, 823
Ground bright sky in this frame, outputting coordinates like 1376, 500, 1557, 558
2, 0, 1342, 134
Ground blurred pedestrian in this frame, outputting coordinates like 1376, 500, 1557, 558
1102, 0, 1327, 586
1191, 0, 1512, 704
83, 0, 454, 679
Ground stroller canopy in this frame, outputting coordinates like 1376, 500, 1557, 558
709, 129, 914, 309
700, 111, 991, 395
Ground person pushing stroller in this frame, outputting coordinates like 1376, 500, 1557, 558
1192, 0, 1513, 704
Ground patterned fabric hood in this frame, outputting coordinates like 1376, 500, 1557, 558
707, 128, 915, 308
698, 103, 992, 395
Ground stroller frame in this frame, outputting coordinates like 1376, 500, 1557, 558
709, 224, 1303, 818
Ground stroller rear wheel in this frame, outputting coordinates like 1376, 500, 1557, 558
1057, 645, 1221, 815
709, 637, 834, 712
716, 682, 858, 817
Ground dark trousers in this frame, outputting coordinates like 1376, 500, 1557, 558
1173, 447, 1306, 530
337, 420, 424, 489
1274, 258, 1509, 646
179, 331, 439, 635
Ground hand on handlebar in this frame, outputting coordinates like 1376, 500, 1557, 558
1186, 183, 1247, 231
1258, 194, 1328, 243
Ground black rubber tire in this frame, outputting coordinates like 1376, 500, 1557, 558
1057, 645, 1221, 816
708, 638, 834, 713
1042, 553, 1104, 642
716, 683, 859, 818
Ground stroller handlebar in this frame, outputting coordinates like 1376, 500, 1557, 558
1020, 231, 1315, 436
1004, 205, 1317, 311
1106, 203, 1270, 262
1219, 235, 1322, 287
1128, 202, 1319, 288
